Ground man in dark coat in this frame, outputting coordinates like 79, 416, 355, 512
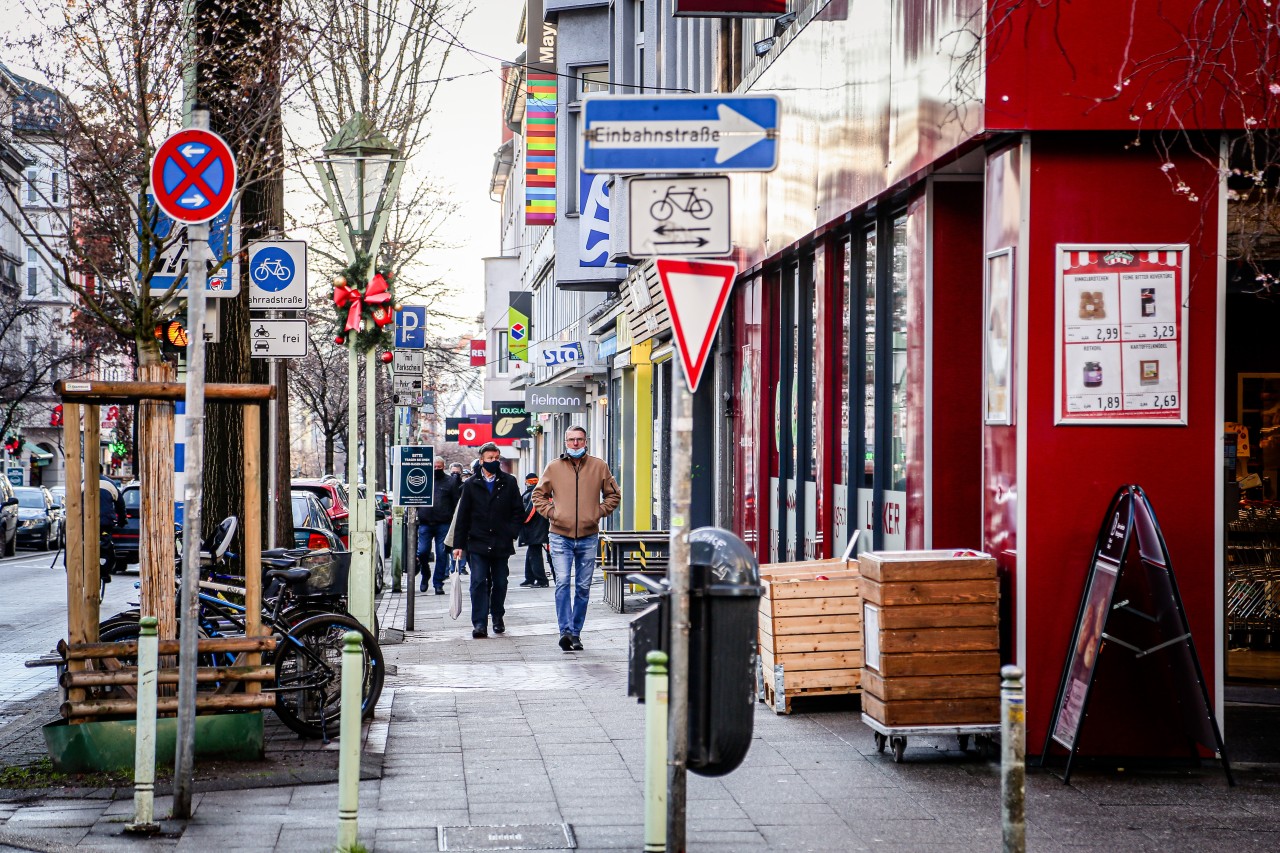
451, 443, 523, 638
417, 457, 460, 594
518, 472, 550, 588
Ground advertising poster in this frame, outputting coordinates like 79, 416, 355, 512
1056, 245, 1188, 425
984, 248, 1015, 424
1051, 555, 1120, 748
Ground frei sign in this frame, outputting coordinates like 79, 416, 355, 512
525, 385, 588, 413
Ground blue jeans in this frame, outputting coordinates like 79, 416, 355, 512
550, 533, 598, 636
468, 552, 509, 632
417, 522, 449, 590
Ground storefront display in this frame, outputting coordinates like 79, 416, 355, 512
1055, 245, 1188, 425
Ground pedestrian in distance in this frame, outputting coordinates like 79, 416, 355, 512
533, 425, 620, 651
518, 472, 550, 588
417, 457, 460, 594
452, 442, 523, 638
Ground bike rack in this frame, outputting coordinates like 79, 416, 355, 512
55, 380, 275, 723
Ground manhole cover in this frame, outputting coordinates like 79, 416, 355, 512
438, 823, 576, 851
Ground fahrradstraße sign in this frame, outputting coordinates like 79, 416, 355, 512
248, 240, 308, 309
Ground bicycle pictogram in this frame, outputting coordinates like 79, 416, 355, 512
649, 185, 713, 221
252, 257, 291, 282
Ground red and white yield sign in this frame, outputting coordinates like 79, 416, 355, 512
149, 128, 237, 223
655, 257, 737, 393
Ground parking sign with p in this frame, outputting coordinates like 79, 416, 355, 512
394, 306, 427, 349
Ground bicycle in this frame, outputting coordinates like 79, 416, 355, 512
649, 186, 713, 221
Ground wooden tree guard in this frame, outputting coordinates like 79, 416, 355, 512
56, 379, 275, 723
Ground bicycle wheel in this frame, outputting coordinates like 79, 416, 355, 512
688, 196, 713, 220
649, 199, 674, 221
271, 613, 385, 738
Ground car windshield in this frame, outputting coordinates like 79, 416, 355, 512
14, 489, 44, 509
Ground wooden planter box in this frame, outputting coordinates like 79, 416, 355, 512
860, 551, 1000, 728
757, 558, 862, 714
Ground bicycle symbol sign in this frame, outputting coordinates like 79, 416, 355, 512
626, 175, 732, 258
251, 246, 295, 291
247, 239, 308, 308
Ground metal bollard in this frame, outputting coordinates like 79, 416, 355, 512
1001, 665, 1026, 853
336, 631, 364, 851
125, 617, 160, 834
644, 651, 669, 853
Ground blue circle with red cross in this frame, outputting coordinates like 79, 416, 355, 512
150, 129, 237, 224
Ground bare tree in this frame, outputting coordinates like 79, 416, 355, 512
290, 315, 350, 475
0, 294, 90, 441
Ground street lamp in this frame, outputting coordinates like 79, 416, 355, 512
316, 114, 405, 630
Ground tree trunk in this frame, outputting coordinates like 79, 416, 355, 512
324, 433, 335, 476
137, 357, 176, 642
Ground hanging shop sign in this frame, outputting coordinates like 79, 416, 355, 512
1054, 245, 1188, 425
509, 291, 532, 361
525, 385, 588, 413
525, 0, 557, 225
673, 1, 786, 15
469, 339, 486, 366
492, 401, 531, 445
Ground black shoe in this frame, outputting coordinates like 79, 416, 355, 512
571, 636, 584, 651
534, 581, 549, 588
472, 628, 488, 639
558, 633, 573, 651
493, 623, 505, 634
434, 588, 445, 595
518, 580, 535, 588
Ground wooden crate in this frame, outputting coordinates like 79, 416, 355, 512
860, 550, 1001, 729
757, 559, 862, 714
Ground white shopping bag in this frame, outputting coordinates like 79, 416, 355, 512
449, 568, 463, 620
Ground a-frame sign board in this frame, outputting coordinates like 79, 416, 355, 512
1041, 485, 1232, 785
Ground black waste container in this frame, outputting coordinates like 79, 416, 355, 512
687, 526, 762, 777
627, 576, 669, 700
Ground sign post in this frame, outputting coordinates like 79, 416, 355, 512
152, 114, 237, 820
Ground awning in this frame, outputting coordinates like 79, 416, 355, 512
23, 442, 53, 466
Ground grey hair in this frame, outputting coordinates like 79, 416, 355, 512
566, 425, 587, 438
478, 441, 500, 455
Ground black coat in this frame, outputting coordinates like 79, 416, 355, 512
518, 485, 550, 547
453, 471, 523, 557
416, 472, 460, 526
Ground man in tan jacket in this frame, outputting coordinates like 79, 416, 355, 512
532, 425, 620, 651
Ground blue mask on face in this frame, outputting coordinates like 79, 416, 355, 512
567, 446, 586, 458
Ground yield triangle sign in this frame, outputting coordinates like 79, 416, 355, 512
655, 257, 737, 393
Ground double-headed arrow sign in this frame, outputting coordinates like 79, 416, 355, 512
582, 94, 780, 174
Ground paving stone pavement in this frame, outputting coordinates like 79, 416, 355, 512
0, 546, 1278, 851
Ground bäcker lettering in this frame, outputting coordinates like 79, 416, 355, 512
596, 126, 721, 144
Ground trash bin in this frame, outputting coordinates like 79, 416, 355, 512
688, 526, 762, 777
627, 576, 669, 700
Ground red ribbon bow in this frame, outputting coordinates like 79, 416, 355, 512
333, 273, 394, 332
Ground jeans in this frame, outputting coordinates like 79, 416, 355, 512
417, 522, 449, 590
550, 533, 598, 637
524, 543, 548, 585
468, 552, 509, 632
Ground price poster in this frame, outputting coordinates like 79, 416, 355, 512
1055, 244, 1188, 425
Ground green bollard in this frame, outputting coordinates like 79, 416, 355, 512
336, 631, 364, 851
644, 650, 669, 853
125, 617, 160, 834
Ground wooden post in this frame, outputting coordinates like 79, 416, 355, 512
243, 405, 262, 695
83, 407, 101, 638
62, 403, 86, 708
137, 362, 177, 644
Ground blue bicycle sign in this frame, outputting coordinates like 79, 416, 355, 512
247, 240, 308, 308
250, 246, 295, 291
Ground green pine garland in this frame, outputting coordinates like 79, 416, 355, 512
329, 254, 399, 354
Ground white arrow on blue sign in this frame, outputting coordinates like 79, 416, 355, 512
581, 94, 780, 174
394, 306, 427, 349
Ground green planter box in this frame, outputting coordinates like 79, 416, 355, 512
43, 712, 264, 773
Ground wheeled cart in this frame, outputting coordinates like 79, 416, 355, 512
862, 713, 1000, 764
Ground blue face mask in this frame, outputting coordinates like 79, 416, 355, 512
566, 446, 586, 458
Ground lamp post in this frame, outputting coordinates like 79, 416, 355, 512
315, 114, 405, 631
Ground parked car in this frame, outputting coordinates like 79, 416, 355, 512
291, 479, 350, 547
291, 491, 346, 551
111, 482, 142, 573
48, 486, 66, 546
13, 487, 61, 551
0, 478, 19, 557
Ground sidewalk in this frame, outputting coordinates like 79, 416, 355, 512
0, 548, 1277, 851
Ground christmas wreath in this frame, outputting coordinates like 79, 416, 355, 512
330, 254, 400, 354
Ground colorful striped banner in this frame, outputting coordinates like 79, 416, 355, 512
525, 72, 557, 226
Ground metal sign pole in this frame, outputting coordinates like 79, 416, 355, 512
666, 359, 693, 852
173, 107, 211, 820
267, 355, 278, 546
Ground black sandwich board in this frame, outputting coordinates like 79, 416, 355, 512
1041, 485, 1232, 784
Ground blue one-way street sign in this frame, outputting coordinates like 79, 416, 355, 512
394, 306, 427, 349
581, 94, 780, 174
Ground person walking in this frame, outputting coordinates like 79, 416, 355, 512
533, 425, 620, 651
417, 457, 459, 594
452, 443, 523, 638
518, 472, 550, 588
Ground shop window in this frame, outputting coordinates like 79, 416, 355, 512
890, 214, 909, 491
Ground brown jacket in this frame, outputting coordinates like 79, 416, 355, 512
531, 453, 621, 539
